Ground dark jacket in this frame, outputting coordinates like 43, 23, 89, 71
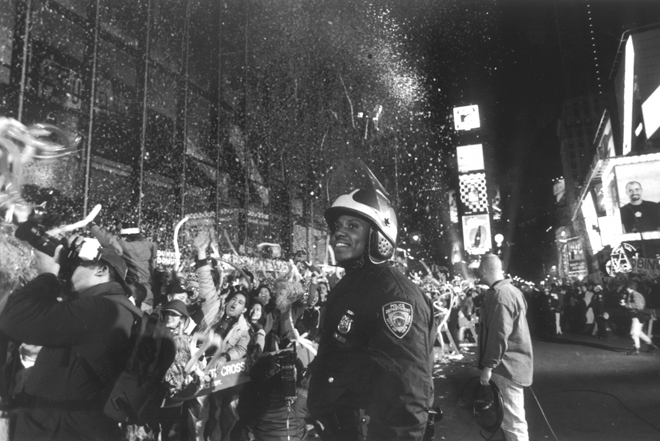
308, 263, 436, 441
0, 273, 135, 440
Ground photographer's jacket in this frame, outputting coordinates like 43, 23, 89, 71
0, 273, 135, 440
308, 263, 435, 440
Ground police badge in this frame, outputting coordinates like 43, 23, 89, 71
333, 310, 355, 343
337, 310, 355, 334
383, 302, 413, 339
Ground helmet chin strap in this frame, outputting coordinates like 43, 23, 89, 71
337, 253, 367, 270
368, 253, 388, 265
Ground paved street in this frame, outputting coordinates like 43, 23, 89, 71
433, 333, 660, 441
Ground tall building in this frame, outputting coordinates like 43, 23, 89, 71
571, 24, 660, 280
557, 93, 614, 209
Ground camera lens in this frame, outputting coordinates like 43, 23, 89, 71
15, 221, 61, 256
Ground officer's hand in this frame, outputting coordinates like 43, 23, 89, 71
34, 245, 63, 276
480, 367, 492, 386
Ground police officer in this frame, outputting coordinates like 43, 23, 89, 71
307, 187, 436, 441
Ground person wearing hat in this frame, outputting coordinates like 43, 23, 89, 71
90, 220, 158, 313
147, 299, 193, 441
308, 184, 436, 441
0, 237, 136, 440
162, 299, 191, 335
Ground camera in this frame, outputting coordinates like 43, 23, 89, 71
15, 219, 102, 284
15, 220, 62, 256
277, 350, 297, 400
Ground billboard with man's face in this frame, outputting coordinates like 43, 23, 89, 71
615, 160, 660, 235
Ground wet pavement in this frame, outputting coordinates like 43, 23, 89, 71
432, 332, 660, 441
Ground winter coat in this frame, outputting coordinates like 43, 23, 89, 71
214, 314, 251, 361
0, 274, 134, 440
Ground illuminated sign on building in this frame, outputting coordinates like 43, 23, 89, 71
453, 105, 480, 131
567, 238, 587, 278
553, 178, 565, 203
459, 173, 489, 214
613, 159, 660, 235
448, 190, 459, 224
462, 214, 491, 255
456, 144, 485, 173
580, 192, 603, 253
623, 37, 635, 155
642, 84, 660, 139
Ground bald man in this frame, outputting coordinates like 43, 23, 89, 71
477, 254, 533, 441
620, 181, 660, 233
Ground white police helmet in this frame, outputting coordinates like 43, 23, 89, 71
325, 188, 397, 263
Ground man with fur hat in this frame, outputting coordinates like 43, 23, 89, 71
0, 238, 136, 440
308, 184, 436, 441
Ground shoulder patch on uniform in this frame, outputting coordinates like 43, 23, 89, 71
382, 302, 413, 339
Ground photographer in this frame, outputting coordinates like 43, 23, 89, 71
0, 239, 135, 441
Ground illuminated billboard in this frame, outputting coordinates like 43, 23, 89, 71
642, 84, 660, 139
453, 105, 480, 131
553, 178, 565, 203
622, 37, 634, 155
462, 214, 492, 255
459, 173, 489, 214
448, 190, 459, 224
456, 144, 485, 173
567, 238, 587, 278
580, 192, 603, 253
614, 159, 660, 235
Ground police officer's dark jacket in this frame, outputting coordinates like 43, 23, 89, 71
308, 261, 436, 440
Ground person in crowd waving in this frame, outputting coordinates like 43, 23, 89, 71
187, 287, 251, 441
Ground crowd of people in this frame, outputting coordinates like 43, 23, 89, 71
0, 218, 337, 441
520, 277, 660, 352
0, 187, 659, 441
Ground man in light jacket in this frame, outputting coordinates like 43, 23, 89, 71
478, 254, 533, 441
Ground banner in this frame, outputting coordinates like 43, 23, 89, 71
630, 257, 660, 277
167, 358, 250, 404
